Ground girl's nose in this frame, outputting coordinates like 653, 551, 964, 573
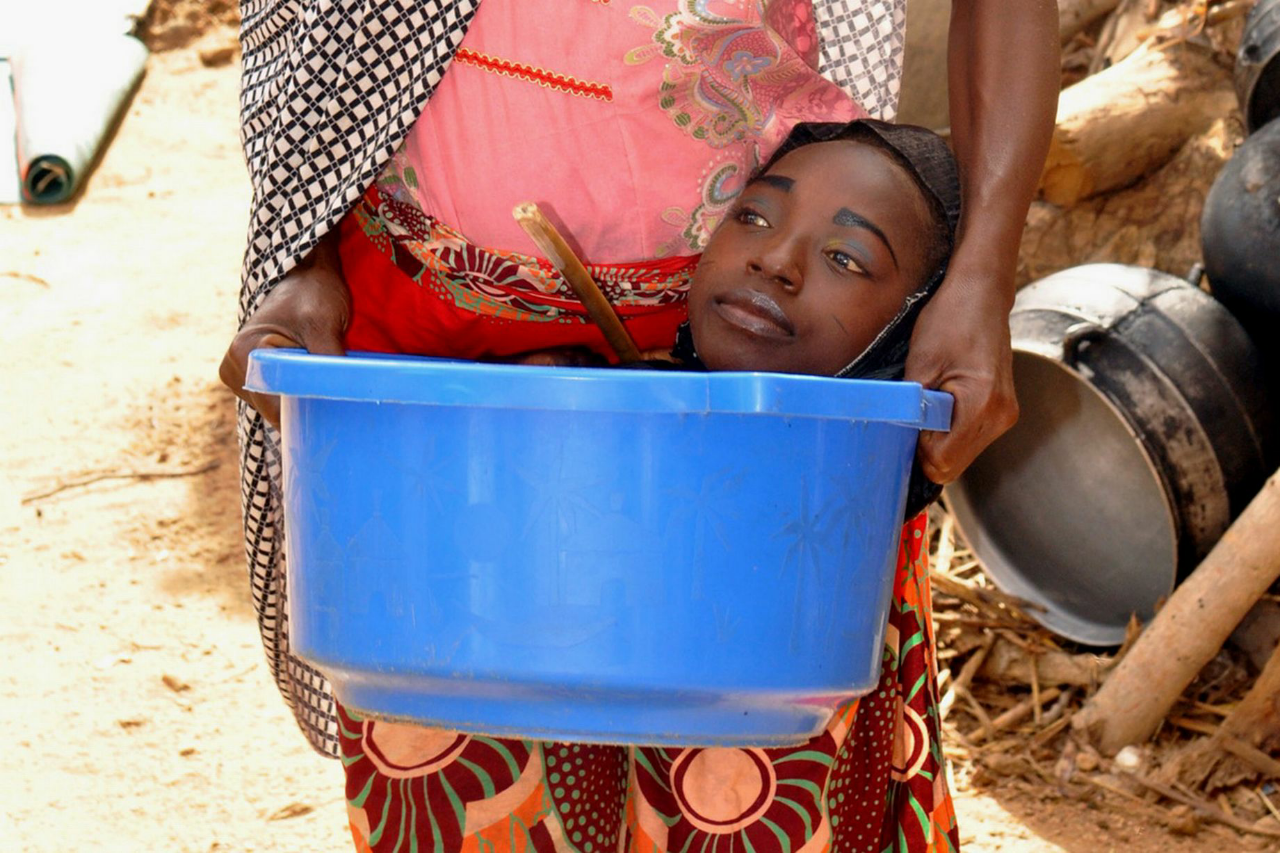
747, 234, 804, 291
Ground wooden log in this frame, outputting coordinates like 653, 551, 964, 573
1075, 469, 1280, 756
1164, 642, 1280, 790
1220, 642, 1280, 754
1059, 0, 1124, 43
1090, 0, 1155, 72
1017, 117, 1239, 288
979, 635, 1111, 688
1231, 599, 1280, 673
1038, 42, 1235, 206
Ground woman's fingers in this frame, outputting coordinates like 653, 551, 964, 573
915, 375, 1018, 484
905, 272, 1019, 484
220, 329, 302, 429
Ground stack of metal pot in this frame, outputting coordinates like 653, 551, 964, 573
949, 8, 1280, 645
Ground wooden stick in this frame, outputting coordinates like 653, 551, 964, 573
929, 572, 1046, 616
1031, 654, 1043, 726
22, 461, 221, 504
1118, 768, 1280, 838
1032, 714, 1074, 748
513, 203, 642, 364
1221, 737, 1280, 780
1060, 0, 1124, 43
940, 633, 993, 721
1076, 468, 1280, 755
1040, 688, 1075, 728
972, 688, 1064, 743
934, 514, 955, 575
956, 683, 996, 739
981, 636, 1110, 688
1163, 715, 1280, 777
1259, 789, 1280, 824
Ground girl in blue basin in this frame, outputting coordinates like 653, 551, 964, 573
327, 120, 964, 853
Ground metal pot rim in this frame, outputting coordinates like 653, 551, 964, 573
946, 349, 1179, 646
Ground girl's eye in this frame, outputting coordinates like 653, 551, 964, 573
736, 207, 770, 228
828, 250, 866, 275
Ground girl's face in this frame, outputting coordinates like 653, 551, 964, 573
688, 140, 936, 375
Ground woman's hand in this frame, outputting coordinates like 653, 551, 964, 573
219, 232, 350, 428
905, 262, 1018, 484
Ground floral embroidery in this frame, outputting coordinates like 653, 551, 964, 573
626, 0, 849, 152
354, 185, 693, 323
658, 152, 754, 253
455, 47, 614, 102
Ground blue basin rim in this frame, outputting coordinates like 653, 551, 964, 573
246, 349, 953, 430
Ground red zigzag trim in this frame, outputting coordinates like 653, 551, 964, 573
454, 47, 614, 102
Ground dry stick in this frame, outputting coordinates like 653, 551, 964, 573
972, 688, 1064, 743
1040, 688, 1075, 727
929, 572, 1045, 617
981, 636, 1110, 689
1080, 774, 1211, 833
940, 633, 994, 721
21, 461, 222, 504
1030, 655, 1043, 726
1, 270, 50, 287
1259, 789, 1280, 824
1216, 641, 1280, 765
1060, 0, 1123, 43
1076, 468, 1280, 755
513, 203, 642, 364
1137, 0, 1256, 43
1118, 768, 1280, 839
956, 684, 996, 740
1090, 0, 1151, 74
1032, 714, 1074, 748
935, 513, 956, 571
1218, 793, 1236, 819
1168, 714, 1280, 780
1220, 739, 1280, 781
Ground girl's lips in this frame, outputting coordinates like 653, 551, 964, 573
713, 289, 796, 339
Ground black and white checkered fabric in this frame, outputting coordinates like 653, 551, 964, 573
818, 0, 906, 122
235, 0, 907, 758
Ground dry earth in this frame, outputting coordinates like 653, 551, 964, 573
0, 37, 1234, 853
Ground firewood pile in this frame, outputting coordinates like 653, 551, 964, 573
1017, 0, 1257, 287
929, 477, 1280, 842
936, 0, 1280, 796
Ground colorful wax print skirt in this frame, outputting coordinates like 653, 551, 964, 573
337, 515, 959, 853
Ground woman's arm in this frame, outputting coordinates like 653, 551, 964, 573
906, 0, 1059, 483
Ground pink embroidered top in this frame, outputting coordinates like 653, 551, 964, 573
391, 0, 863, 264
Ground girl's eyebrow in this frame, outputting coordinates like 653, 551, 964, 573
750, 174, 795, 192
834, 207, 897, 269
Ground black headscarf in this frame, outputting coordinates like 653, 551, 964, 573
671, 118, 963, 516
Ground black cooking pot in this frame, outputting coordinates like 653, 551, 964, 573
947, 265, 1273, 644
1238, 0, 1280, 134
1201, 117, 1280, 353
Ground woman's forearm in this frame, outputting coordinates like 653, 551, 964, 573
946, 0, 1059, 301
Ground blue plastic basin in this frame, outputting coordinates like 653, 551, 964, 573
246, 350, 951, 746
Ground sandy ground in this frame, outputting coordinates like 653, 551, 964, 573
0, 38, 1230, 853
